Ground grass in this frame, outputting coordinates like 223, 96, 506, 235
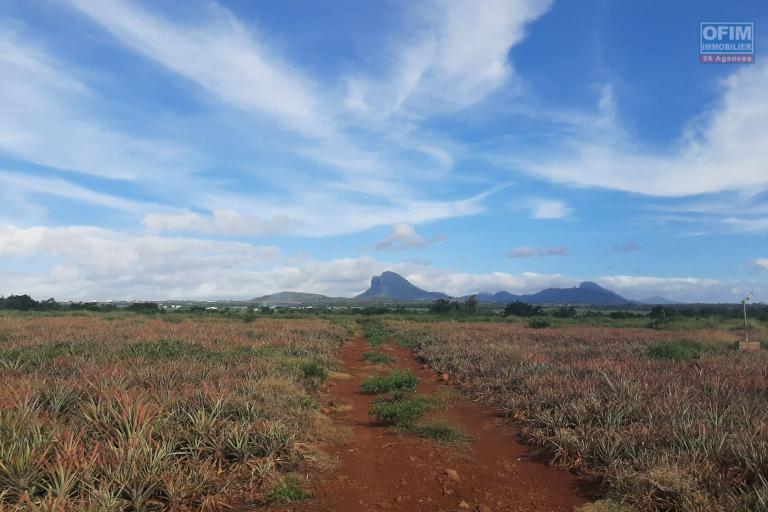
369, 394, 433, 426
0, 314, 346, 510
267, 478, 313, 504
389, 319, 768, 511
409, 421, 468, 444
527, 318, 551, 329
361, 369, 418, 394
359, 318, 389, 346
362, 351, 395, 365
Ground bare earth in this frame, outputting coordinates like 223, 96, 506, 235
291, 335, 589, 512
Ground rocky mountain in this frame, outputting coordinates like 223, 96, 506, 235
356, 271, 448, 301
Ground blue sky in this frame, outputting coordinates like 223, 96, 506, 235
0, 0, 766, 302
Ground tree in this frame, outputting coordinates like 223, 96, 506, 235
552, 306, 577, 318
649, 305, 667, 322
0, 294, 39, 311
464, 294, 478, 314
430, 298, 459, 314
503, 301, 542, 317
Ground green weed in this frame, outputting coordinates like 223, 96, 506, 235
267, 478, 312, 504
361, 369, 418, 394
362, 351, 395, 365
370, 395, 433, 426
409, 422, 468, 444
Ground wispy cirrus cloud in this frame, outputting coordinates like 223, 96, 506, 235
507, 245, 569, 258
0, 31, 197, 182
344, 0, 552, 118
507, 63, 768, 197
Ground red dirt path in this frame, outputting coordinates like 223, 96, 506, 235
294, 335, 590, 512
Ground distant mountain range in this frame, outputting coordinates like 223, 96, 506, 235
253, 271, 674, 306
465, 281, 633, 305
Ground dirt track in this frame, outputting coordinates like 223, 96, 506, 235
295, 334, 589, 512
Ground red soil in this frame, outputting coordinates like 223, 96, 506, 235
291, 335, 590, 512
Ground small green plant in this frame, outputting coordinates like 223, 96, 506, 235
360, 319, 389, 346
362, 351, 395, 365
410, 422, 468, 444
267, 478, 312, 504
528, 318, 551, 329
647, 340, 702, 361
370, 396, 433, 426
361, 369, 418, 394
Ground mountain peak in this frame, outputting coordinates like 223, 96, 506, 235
356, 271, 448, 301
578, 281, 604, 290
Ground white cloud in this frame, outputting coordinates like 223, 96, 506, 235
142, 191, 486, 237
0, 31, 196, 181
507, 245, 569, 258
345, 0, 552, 118
0, 171, 153, 213
143, 210, 304, 236
508, 63, 768, 196
67, 0, 332, 139
507, 246, 539, 258
0, 224, 280, 300
753, 258, 768, 272
375, 223, 444, 251
527, 198, 572, 219
0, 224, 763, 302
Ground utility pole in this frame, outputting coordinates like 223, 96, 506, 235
741, 292, 753, 346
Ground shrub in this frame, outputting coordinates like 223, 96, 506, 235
528, 318, 551, 329
362, 351, 395, 365
504, 301, 543, 317
647, 340, 702, 361
361, 369, 418, 394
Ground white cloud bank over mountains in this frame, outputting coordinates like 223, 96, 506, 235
1, 224, 763, 303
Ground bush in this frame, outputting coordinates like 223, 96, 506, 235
361, 369, 418, 394
647, 341, 702, 361
504, 301, 543, 317
528, 318, 551, 329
